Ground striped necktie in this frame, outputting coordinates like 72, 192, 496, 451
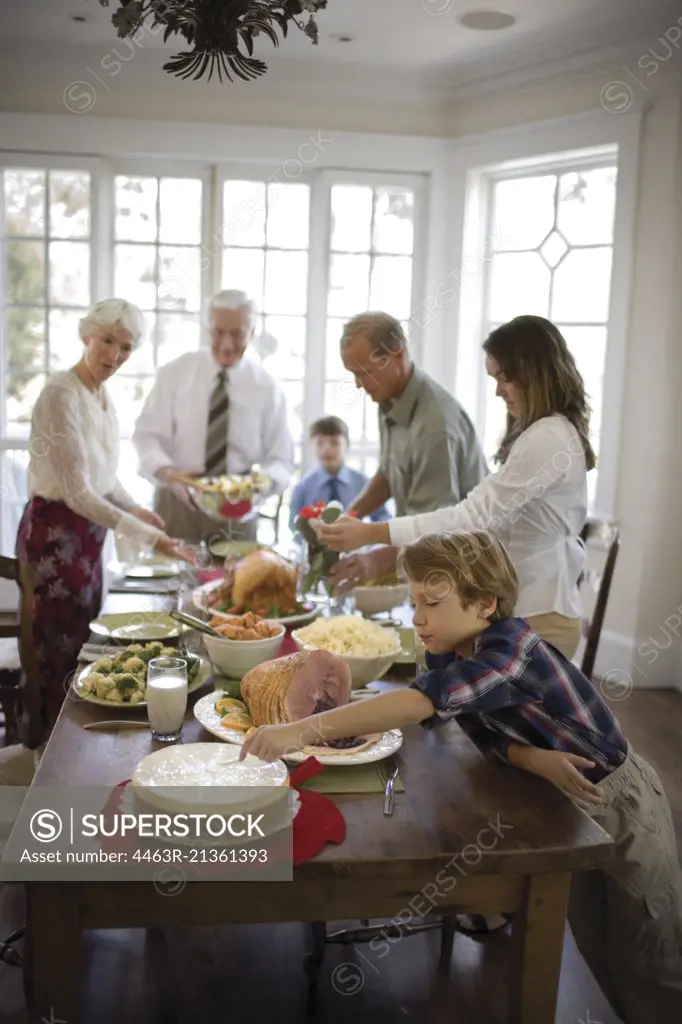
204, 369, 229, 476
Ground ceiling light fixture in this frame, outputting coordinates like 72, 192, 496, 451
457, 9, 516, 31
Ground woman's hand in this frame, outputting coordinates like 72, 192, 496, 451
239, 723, 305, 762
317, 516, 389, 553
130, 506, 165, 530
511, 746, 603, 808
154, 535, 199, 564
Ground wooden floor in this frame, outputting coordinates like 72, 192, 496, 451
2, 688, 681, 1024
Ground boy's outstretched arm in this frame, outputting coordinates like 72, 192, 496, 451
239, 689, 434, 762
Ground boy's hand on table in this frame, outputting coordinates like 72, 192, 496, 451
240, 723, 304, 762
509, 746, 603, 808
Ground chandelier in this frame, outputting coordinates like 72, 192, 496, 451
96, 1, 329, 83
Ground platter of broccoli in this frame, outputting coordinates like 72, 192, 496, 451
73, 642, 207, 708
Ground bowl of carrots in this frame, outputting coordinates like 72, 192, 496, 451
202, 612, 285, 679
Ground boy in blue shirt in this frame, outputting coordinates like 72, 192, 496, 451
288, 416, 390, 530
243, 530, 682, 1024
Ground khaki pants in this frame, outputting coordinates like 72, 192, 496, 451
524, 612, 582, 660
569, 747, 682, 1023
154, 489, 259, 545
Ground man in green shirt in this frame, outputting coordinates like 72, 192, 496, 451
328, 311, 487, 590
341, 311, 487, 520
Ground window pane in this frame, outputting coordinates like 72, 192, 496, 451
115, 244, 157, 310
4, 169, 45, 235
159, 178, 202, 245
559, 325, 607, 443
369, 255, 413, 320
221, 247, 264, 307
261, 315, 306, 381
324, 381, 364, 443
488, 251, 550, 322
49, 171, 90, 239
49, 241, 90, 306
280, 380, 305, 449
364, 393, 379, 443
557, 168, 617, 246
266, 183, 309, 249
373, 189, 414, 255
327, 254, 370, 317
491, 175, 556, 251
6, 307, 44, 375
330, 185, 372, 252
263, 251, 308, 315
551, 248, 613, 323
483, 373, 508, 464
115, 176, 158, 242
0, 450, 29, 556
48, 308, 86, 371
6, 240, 45, 304
157, 312, 201, 368
107, 375, 153, 440
325, 316, 347, 380
158, 246, 201, 311
222, 180, 265, 247
5, 373, 46, 437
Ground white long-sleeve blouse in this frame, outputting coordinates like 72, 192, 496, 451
388, 415, 588, 619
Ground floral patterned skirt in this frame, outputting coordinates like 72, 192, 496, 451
16, 498, 107, 731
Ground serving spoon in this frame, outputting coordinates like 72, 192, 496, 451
170, 610, 224, 638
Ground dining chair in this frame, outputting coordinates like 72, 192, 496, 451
257, 490, 285, 545
578, 519, 620, 679
0, 556, 40, 748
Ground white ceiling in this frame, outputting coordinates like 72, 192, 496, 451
1, 0, 679, 90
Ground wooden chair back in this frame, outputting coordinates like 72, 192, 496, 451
578, 520, 620, 680
0, 555, 38, 745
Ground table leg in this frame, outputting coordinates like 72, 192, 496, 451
508, 871, 571, 1024
25, 883, 82, 1024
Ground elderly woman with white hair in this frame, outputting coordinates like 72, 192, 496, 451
16, 298, 194, 736
133, 288, 294, 542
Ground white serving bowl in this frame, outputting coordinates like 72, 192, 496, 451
290, 629, 401, 690
202, 625, 286, 680
352, 582, 409, 616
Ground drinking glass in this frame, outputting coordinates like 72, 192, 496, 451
147, 656, 188, 742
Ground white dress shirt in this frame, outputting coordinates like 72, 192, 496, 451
28, 371, 164, 546
132, 348, 294, 492
389, 415, 587, 619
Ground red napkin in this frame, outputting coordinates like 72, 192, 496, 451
195, 568, 225, 585
102, 760, 345, 868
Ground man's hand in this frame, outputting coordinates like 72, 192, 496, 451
511, 747, 603, 809
156, 466, 202, 509
130, 506, 165, 530
317, 516, 389, 553
328, 547, 398, 594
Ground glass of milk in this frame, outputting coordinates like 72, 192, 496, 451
147, 657, 188, 742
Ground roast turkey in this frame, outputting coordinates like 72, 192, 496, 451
231, 549, 298, 615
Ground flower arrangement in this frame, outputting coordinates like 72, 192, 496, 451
294, 500, 346, 595
96, 0, 330, 83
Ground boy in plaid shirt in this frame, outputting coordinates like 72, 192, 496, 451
243, 531, 682, 1024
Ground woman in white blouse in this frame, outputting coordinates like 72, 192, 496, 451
320, 315, 595, 659
16, 298, 194, 736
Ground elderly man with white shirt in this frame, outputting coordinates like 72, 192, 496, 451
133, 290, 293, 543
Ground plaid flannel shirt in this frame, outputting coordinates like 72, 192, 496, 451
410, 617, 627, 783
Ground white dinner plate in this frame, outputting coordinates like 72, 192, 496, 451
72, 657, 211, 709
192, 579, 321, 628
193, 692, 403, 766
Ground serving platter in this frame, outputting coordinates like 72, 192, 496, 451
72, 657, 211, 709
193, 692, 403, 766
191, 578, 321, 628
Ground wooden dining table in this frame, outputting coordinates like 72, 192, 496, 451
22, 590, 615, 1024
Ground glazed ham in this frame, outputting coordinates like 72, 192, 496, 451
241, 649, 352, 726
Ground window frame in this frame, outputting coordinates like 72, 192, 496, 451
449, 114, 640, 520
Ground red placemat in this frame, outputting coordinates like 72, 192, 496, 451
103, 757, 344, 868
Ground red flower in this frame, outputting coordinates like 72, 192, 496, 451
349, 510, 359, 518
300, 505, 323, 520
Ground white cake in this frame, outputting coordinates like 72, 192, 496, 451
131, 743, 291, 839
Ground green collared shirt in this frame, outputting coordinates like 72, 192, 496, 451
378, 366, 488, 517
